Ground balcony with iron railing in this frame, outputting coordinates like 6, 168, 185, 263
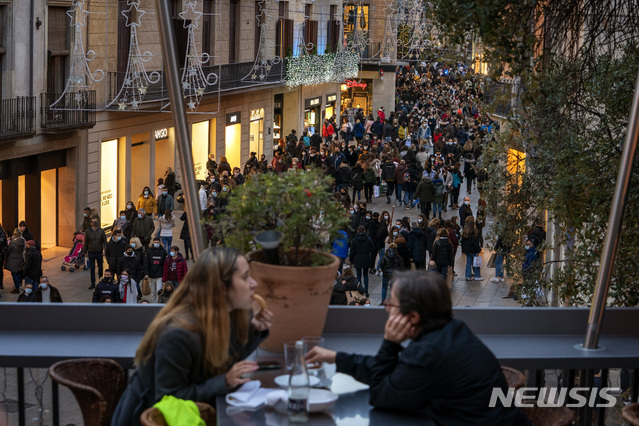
105, 62, 285, 110
40, 91, 97, 132
0, 96, 36, 141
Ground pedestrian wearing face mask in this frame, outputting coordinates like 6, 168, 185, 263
34, 276, 63, 303
136, 187, 157, 215
154, 209, 175, 252
163, 246, 188, 287
124, 201, 138, 225
459, 197, 473, 227
118, 270, 138, 304
92, 269, 121, 303
17, 282, 37, 303
105, 229, 128, 272
131, 209, 155, 248
83, 218, 106, 290
118, 244, 142, 283
111, 210, 131, 238
144, 237, 167, 303
156, 188, 174, 218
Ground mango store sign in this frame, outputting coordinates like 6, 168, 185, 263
345, 79, 367, 89
155, 128, 169, 140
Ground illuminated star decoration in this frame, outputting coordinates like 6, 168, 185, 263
188, 100, 197, 110
122, 0, 146, 28
118, 102, 127, 111
67, 0, 90, 27
179, 2, 203, 29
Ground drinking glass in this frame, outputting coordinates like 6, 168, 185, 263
302, 336, 325, 377
284, 340, 305, 373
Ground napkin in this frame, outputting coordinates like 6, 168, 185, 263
225, 380, 273, 409
265, 389, 288, 407
330, 373, 369, 395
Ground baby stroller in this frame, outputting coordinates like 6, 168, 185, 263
61, 232, 88, 272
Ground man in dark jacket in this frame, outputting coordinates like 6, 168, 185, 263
84, 218, 106, 289
131, 208, 155, 248
408, 225, 426, 269
336, 161, 352, 192
92, 269, 121, 303
459, 196, 473, 227
349, 226, 375, 296
35, 276, 63, 303
105, 229, 128, 272
145, 237, 167, 303
381, 156, 396, 204
415, 177, 435, 219
378, 244, 404, 302
431, 230, 455, 278
305, 271, 530, 426
118, 246, 142, 284
23, 240, 42, 285
18, 221, 35, 242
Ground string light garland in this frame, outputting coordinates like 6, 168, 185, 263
286, 51, 358, 87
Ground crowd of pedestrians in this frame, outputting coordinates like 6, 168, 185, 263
1, 62, 545, 305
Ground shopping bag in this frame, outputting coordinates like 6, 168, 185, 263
374, 185, 380, 197
487, 252, 496, 268
473, 255, 482, 268
380, 181, 388, 195
141, 277, 152, 296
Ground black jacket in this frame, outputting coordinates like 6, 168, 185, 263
92, 279, 121, 303
408, 228, 426, 263
118, 253, 142, 280
432, 237, 455, 268
336, 165, 352, 186
349, 232, 375, 269
397, 244, 412, 269
84, 226, 106, 254
112, 326, 268, 426
144, 246, 167, 278
335, 319, 530, 426
23, 247, 42, 282
105, 237, 128, 269
35, 285, 63, 303
459, 204, 473, 228
425, 226, 438, 254
379, 248, 404, 279
461, 233, 481, 255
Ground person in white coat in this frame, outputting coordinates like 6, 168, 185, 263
118, 270, 138, 304
199, 183, 208, 213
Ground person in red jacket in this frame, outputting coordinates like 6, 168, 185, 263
162, 246, 188, 286
321, 119, 334, 144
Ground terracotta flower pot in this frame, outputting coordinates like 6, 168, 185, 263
246, 249, 340, 353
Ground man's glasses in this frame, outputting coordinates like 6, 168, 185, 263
383, 300, 400, 311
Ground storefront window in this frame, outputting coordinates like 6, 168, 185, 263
325, 94, 337, 119
250, 108, 264, 158
192, 121, 210, 180
101, 139, 118, 228
304, 97, 322, 135
225, 112, 242, 169
340, 79, 373, 118
274, 95, 283, 140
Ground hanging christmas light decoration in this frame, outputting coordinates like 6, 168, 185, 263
242, 0, 282, 83
179, 0, 219, 111
50, 0, 104, 111
377, 0, 397, 62
107, 0, 160, 111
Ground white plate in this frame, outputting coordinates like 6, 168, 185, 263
308, 388, 339, 412
274, 374, 321, 388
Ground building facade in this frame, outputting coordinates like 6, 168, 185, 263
0, 0, 396, 246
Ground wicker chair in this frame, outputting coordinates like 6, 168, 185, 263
501, 366, 526, 389
623, 403, 639, 425
521, 406, 577, 426
140, 402, 216, 426
49, 358, 127, 426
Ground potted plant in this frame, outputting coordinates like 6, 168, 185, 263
218, 168, 349, 353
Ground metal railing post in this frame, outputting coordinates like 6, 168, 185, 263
154, 0, 207, 259
583, 70, 639, 349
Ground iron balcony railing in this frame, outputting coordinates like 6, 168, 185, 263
0, 96, 36, 140
106, 62, 285, 110
40, 91, 97, 131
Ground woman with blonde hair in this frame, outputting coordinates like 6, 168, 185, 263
112, 247, 273, 425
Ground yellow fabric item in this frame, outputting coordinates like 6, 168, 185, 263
154, 395, 206, 426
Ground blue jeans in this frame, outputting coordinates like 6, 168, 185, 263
376, 248, 385, 270
495, 254, 504, 278
465, 253, 481, 278
11, 272, 22, 290
352, 189, 361, 201
433, 203, 442, 216
396, 184, 403, 202
355, 267, 369, 293
161, 236, 172, 253
381, 276, 389, 301
88, 252, 104, 286
403, 191, 414, 206
436, 265, 448, 279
